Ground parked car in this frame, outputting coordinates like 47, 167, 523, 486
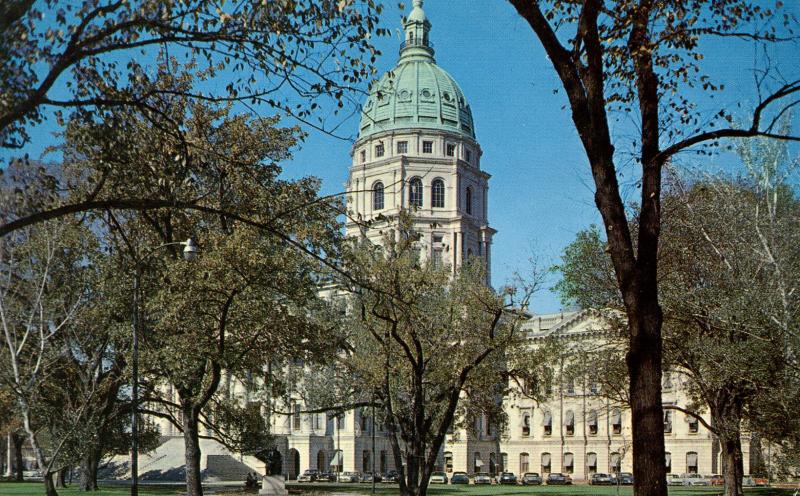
450, 472, 470, 484
616, 472, 634, 485
297, 469, 319, 482
360, 472, 382, 483
753, 476, 769, 486
498, 472, 517, 485
521, 472, 542, 485
667, 474, 684, 486
429, 472, 448, 484
546, 472, 572, 485
473, 472, 492, 484
318, 471, 336, 482
383, 470, 399, 483
709, 474, 724, 486
681, 473, 709, 486
337, 472, 360, 483
591, 473, 614, 485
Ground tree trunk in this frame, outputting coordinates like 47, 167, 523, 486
55, 467, 67, 487
182, 402, 204, 496
626, 298, 667, 496
12, 433, 24, 481
721, 434, 745, 496
79, 449, 100, 491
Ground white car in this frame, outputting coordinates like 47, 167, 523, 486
473, 472, 492, 484
429, 472, 448, 484
337, 472, 360, 483
667, 474, 684, 486
681, 473, 709, 486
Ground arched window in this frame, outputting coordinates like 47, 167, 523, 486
565, 410, 575, 436
409, 177, 423, 207
432, 179, 445, 208
465, 186, 473, 214
587, 452, 597, 474
541, 452, 551, 474
373, 182, 384, 211
519, 453, 529, 473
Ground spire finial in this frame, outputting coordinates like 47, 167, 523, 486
413, 0, 423, 7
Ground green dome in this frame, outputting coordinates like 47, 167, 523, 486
357, 1, 475, 142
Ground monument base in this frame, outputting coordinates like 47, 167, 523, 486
259, 476, 288, 496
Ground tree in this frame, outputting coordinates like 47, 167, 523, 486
0, 216, 94, 496
507, 1, 799, 493
0, 0, 386, 242
324, 214, 538, 496
555, 172, 799, 495
58, 94, 343, 496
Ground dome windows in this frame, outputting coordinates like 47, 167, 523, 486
375, 142, 385, 158
373, 182, 384, 211
420, 88, 435, 102
398, 89, 412, 102
422, 140, 433, 153
432, 179, 445, 208
397, 141, 408, 154
409, 177, 423, 207
446, 143, 456, 156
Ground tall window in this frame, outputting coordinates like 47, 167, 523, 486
665, 452, 672, 474
432, 249, 443, 268
446, 143, 455, 156
565, 410, 575, 436
611, 409, 622, 435
336, 414, 345, 429
566, 378, 575, 395
587, 452, 597, 474
444, 452, 453, 473
564, 452, 574, 474
409, 177, 423, 207
431, 179, 445, 208
543, 410, 552, 436
380, 451, 387, 473
360, 150, 366, 163
541, 452, 551, 474
610, 452, 621, 474
688, 415, 699, 433
373, 182, 384, 211
375, 142, 384, 157
687, 452, 698, 474
293, 403, 301, 430
519, 453, 529, 473
422, 140, 433, 153
466, 149, 472, 163
588, 409, 598, 435
473, 452, 483, 473
522, 412, 530, 436
465, 186, 473, 215
397, 141, 408, 154
664, 410, 673, 433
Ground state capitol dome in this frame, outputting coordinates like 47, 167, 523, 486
357, 0, 476, 142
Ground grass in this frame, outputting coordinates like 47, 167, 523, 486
1, 481, 797, 496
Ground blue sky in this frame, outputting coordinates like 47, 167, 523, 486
285, 0, 800, 313
7, 1, 799, 314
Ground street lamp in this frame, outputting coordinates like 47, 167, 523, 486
131, 238, 198, 496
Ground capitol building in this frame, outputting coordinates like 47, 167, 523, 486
133, 0, 752, 484
254, 0, 745, 482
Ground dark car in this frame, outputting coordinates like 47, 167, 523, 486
521, 472, 542, 485
546, 472, 571, 485
615, 472, 634, 485
498, 472, 517, 485
383, 470, 399, 483
451, 472, 470, 484
317, 471, 336, 482
361, 472, 382, 483
591, 473, 613, 485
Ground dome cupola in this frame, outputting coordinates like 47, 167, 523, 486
357, 0, 476, 143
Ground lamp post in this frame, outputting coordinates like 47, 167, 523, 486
131, 238, 198, 496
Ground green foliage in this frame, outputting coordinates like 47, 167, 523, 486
321, 211, 533, 495
0, 0, 386, 150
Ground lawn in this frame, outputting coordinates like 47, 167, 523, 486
1, 481, 797, 496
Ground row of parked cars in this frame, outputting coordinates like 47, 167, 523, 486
667, 473, 769, 487
590, 472, 634, 485
429, 471, 573, 485
297, 469, 403, 483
